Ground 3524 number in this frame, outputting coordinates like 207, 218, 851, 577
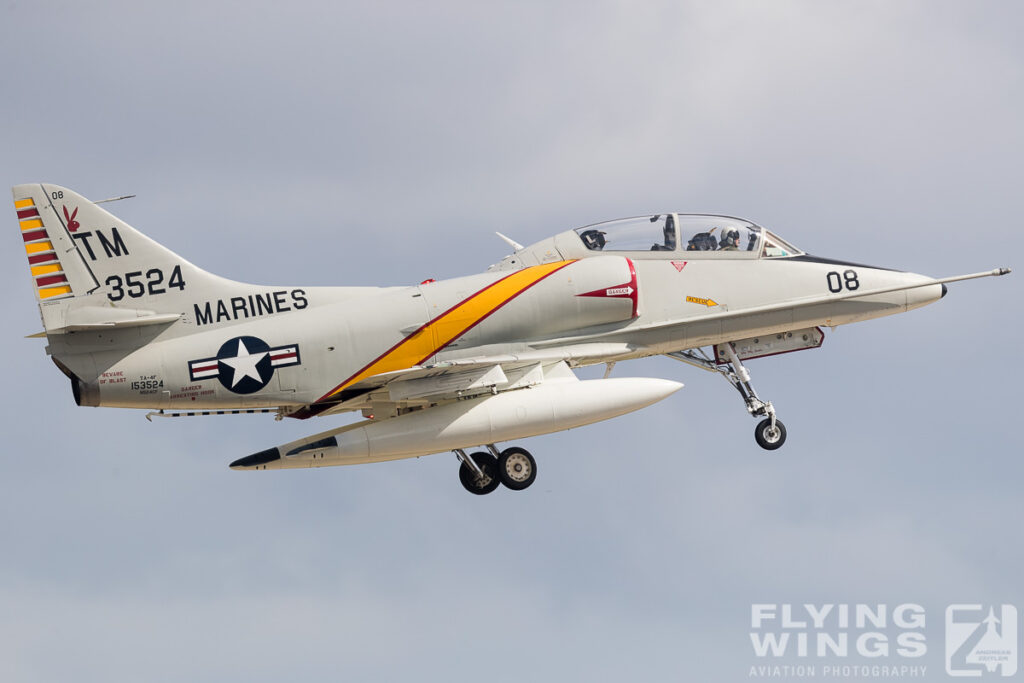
106, 265, 185, 302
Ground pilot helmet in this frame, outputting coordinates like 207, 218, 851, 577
720, 229, 740, 248
581, 229, 607, 249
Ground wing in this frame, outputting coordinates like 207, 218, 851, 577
285, 342, 641, 419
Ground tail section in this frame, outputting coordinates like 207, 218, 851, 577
13, 183, 229, 333
15, 188, 87, 302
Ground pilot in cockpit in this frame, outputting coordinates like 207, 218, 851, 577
580, 229, 607, 250
719, 229, 740, 251
687, 227, 718, 251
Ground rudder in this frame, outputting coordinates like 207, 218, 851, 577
14, 185, 90, 301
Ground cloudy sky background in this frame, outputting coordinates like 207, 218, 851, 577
1, 2, 1021, 681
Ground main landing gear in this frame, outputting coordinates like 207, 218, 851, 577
666, 342, 787, 450
454, 444, 538, 495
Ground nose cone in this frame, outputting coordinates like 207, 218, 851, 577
904, 277, 946, 312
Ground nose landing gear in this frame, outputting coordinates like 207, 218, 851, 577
666, 342, 788, 450
754, 416, 786, 450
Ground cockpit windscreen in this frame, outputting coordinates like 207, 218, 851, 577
576, 215, 676, 252
678, 216, 760, 253
574, 214, 802, 258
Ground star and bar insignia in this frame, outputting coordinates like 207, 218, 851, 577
188, 336, 301, 394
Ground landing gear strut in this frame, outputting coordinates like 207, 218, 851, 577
455, 445, 537, 494
666, 343, 787, 450
455, 449, 500, 495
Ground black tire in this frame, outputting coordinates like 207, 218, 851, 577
754, 418, 787, 450
458, 452, 500, 495
497, 447, 537, 491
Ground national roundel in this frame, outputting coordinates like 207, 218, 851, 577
214, 336, 274, 394
188, 336, 302, 395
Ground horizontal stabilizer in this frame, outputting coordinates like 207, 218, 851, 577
48, 306, 181, 334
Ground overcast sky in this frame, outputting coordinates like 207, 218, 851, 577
1, 2, 1021, 681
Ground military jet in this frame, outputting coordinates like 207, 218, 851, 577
14, 183, 1010, 494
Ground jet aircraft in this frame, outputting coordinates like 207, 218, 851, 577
14, 184, 1011, 494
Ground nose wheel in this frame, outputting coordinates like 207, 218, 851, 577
455, 445, 537, 494
754, 417, 786, 450
666, 342, 788, 450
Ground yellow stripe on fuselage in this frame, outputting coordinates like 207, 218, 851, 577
320, 260, 575, 401
14, 198, 34, 209
20, 218, 44, 230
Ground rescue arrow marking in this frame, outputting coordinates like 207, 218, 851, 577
686, 295, 719, 307
575, 258, 639, 319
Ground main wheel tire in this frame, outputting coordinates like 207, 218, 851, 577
458, 452, 500, 495
497, 447, 537, 491
754, 418, 787, 450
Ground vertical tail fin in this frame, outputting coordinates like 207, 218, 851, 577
13, 183, 231, 333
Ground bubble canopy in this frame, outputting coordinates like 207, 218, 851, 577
574, 214, 802, 258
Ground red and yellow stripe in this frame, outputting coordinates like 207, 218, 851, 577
14, 196, 73, 300
316, 259, 576, 403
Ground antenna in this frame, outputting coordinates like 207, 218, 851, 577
495, 231, 524, 251
94, 194, 136, 205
